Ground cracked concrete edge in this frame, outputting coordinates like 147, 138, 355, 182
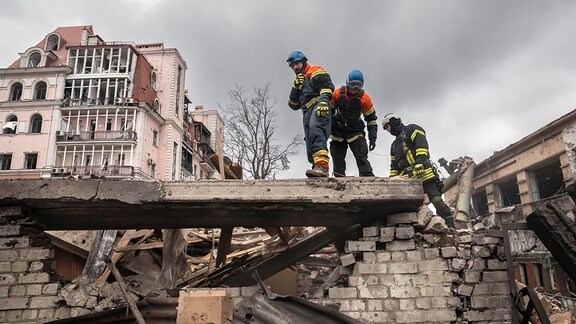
162, 177, 424, 203
96, 180, 162, 204
0, 179, 100, 202
0, 179, 163, 205
0, 177, 424, 205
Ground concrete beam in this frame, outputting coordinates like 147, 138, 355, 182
0, 178, 424, 230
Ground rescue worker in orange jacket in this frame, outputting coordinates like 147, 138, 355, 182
287, 50, 335, 177
382, 113, 455, 228
329, 70, 377, 177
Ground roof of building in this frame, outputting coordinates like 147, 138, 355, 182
9, 25, 94, 68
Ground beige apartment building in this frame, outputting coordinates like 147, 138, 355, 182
0, 25, 225, 181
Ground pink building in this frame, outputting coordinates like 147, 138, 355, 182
0, 25, 224, 180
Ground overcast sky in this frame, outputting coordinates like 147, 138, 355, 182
2, 0, 576, 179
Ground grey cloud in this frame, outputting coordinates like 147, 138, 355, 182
2, 0, 576, 178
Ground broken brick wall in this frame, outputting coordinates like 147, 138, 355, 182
0, 206, 62, 323
0, 205, 133, 323
304, 211, 513, 323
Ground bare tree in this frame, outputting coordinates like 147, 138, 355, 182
221, 83, 303, 179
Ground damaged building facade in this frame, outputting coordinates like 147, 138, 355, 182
0, 25, 230, 182
465, 109, 576, 309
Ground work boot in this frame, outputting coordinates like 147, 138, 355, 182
444, 216, 455, 229
306, 165, 329, 178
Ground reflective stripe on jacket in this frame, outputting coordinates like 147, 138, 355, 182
389, 124, 436, 182
330, 86, 377, 141
289, 64, 334, 110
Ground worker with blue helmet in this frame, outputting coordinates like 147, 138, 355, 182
286, 50, 335, 177
329, 69, 377, 177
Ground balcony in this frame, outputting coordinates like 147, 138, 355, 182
50, 165, 134, 178
56, 130, 137, 142
63, 97, 139, 107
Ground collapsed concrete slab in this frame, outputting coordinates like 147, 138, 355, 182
0, 178, 424, 230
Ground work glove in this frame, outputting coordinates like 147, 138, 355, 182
369, 138, 376, 151
412, 163, 425, 177
316, 101, 329, 117
293, 73, 304, 90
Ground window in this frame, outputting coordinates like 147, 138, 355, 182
24, 153, 38, 169
151, 71, 157, 90
472, 189, 489, 216
3, 116, 18, 134
153, 98, 160, 112
10, 82, 23, 101
153, 130, 158, 146
172, 142, 178, 180
34, 81, 47, 100
495, 177, 521, 208
528, 158, 564, 201
65, 78, 131, 106
46, 34, 60, 51
175, 65, 183, 118
28, 52, 42, 67
29, 114, 42, 133
0, 154, 12, 170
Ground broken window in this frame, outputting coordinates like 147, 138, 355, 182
495, 176, 521, 208
34, 81, 47, 99
24, 153, 38, 169
0, 154, 12, 170
65, 78, 131, 105
10, 82, 23, 101
46, 34, 60, 51
472, 188, 489, 216
28, 52, 41, 67
3, 115, 18, 134
527, 158, 564, 201
29, 114, 42, 133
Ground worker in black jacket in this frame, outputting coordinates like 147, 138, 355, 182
382, 113, 455, 228
329, 70, 377, 177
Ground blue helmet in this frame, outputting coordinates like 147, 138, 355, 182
346, 70, 364, 89
287, 50, 307, 66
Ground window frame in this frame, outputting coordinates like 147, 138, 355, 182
10, 82, 23, 101
152, 130, 159, 146
24, 153, 38, 170
45, 34, 60, 51
153, 98, 160, 112
28, 51, 42, 67
29, 114, 43, 133
34, 81, 47, 100
3, 115, 18, 134
0, 154, 12, 170
151, 70, 157, 90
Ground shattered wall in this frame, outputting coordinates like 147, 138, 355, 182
0, 206, 62, 322
563, 123, 576, 179
0, 205, 132, 323
306, 210, 513, 323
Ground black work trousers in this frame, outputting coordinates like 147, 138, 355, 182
330, 138, 374, 177
422, 180, 455, 228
